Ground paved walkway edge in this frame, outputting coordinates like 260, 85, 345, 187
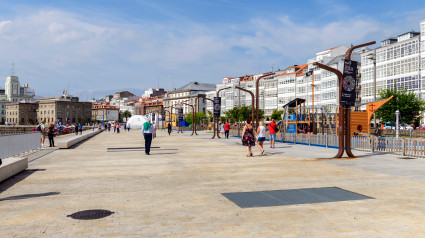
0, 157, 28, 183
57, 129, 103, 149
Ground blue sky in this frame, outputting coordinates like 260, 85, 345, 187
0, 0, 424, 98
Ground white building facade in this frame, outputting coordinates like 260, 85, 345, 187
361, 24, 424, 105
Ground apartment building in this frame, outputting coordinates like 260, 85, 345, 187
163, 81, 215, 115
208, 45, 359, 117
92, 104, 119, 122
360, 30, 422, 105
37, 96, 92, 124
5, 102, 38, 125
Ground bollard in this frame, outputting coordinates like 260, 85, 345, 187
402, 138, 406, 156
325, 134, 328, 148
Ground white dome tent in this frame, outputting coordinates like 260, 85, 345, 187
126, 115, 148, 129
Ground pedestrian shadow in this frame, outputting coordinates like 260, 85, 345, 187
0, 192, 60, 201
0, 169, 46, 193
151, 152, 178, 155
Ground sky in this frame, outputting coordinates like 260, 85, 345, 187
0, 0, 424, 99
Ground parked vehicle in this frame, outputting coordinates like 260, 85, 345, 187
384, 122, 413, 130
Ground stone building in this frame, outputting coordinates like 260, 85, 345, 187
37, 95, 92, 124
5, 102, 38, 125
4, 76, 35, 103
92, 104, 119, 122
163, 81, 215, 115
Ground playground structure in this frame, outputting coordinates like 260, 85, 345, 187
281, 96, 394, 137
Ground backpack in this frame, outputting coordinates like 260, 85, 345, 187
37, 125, 42, 131
275, 125, 279, 133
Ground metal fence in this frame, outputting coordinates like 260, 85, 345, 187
0, 133, 41, 159
230, 128, 425, 158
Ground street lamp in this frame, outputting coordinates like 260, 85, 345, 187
367, 49, 377, 129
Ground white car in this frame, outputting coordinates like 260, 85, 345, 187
400, 124, 413, 130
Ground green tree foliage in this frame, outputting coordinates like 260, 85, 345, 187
184, 112, 207, 125
271, 109, 283, 121
376, 88, 425, 124
121, 110, 132, 122
237, 106, 264, 122
224, 107, 240, 123
206, 110, 213, 122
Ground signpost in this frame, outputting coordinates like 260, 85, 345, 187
341, 60, 358, 106
213, 97, 221, 118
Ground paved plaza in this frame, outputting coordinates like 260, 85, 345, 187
1, 130, 425, 237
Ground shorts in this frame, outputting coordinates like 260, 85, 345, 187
270, 134, 276, 141
257, 137, 266, 142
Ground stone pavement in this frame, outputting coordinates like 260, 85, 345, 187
1, 130, 425, 237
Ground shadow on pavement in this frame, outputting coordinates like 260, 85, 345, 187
0, 192, 60, 201
0, 169, 46, 193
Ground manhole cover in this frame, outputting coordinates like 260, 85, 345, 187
67, 209, 114, 220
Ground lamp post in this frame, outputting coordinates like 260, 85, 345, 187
313, 41, 376, 158
235, 86, 255, 126
367, 49, 377, 129
199, 95, 215, 138
215, 87, 231, 139
255, 72, 274, 129
181, 102, 197, 135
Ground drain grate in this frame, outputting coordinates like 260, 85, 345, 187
67, 209, 114, 220
222, 187, 373, 208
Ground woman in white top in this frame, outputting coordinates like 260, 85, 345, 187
256, 121, 266, 154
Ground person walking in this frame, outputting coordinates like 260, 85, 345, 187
38, 121, 45, 147
152, 122, 157, 138
224, 121, 230, 139
127, 124, 131, 132
256, 121, 266, 154
108, 123, 111, 132
75, 123, 79, 135
142, 118, 155, 155
47, 123, 55, 147
241, 118, 256, 157
269, 119, 278, 148
112, 122, 116, 133
167, 122, 172, 135
116, 123, 120, 133
79, 123, 83, 135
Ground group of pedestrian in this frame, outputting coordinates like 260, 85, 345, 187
38, 121, 56, 147
103, 122, 129, 133
217, 121, 231, 138
74, 123, 83, 135
241, 118, 278, 157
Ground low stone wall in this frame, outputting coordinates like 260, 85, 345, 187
0, 157, 28, 183
57, 129, 103, 149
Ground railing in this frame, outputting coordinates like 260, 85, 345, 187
230, 129, 425, 158
0, 133, 41, 159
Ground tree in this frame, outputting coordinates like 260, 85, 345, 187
206, 110, 213, 122
238, 106, 264, 122
271, 109, 283, 121
122, 110, 132, 122
224, 107, 240, 123
376, 88, 425, 124
184, 112, 207, 125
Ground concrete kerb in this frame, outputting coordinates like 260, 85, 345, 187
57, 129, 103, 149
0, 157, 28, 183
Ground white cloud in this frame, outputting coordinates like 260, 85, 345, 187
0, 7, 421, 97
